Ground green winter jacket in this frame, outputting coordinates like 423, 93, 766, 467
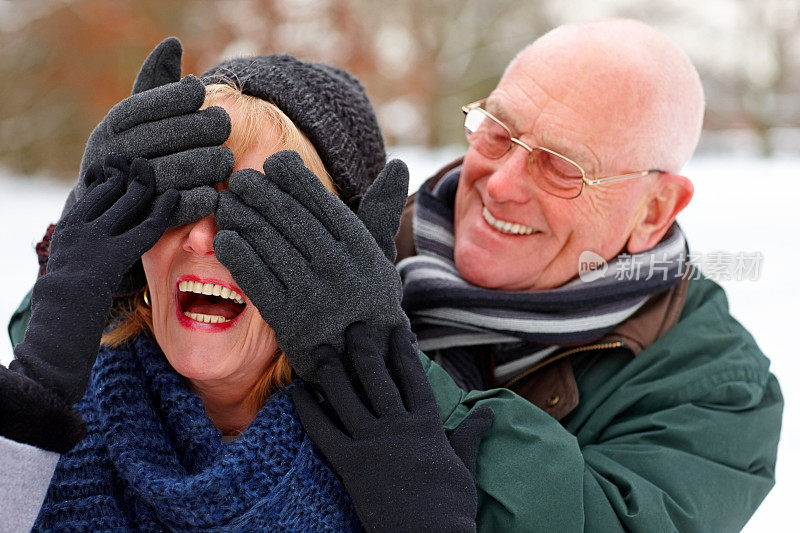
8, 275, 781, 531
424, 274, 781, 532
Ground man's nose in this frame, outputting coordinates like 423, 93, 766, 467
183, 215, 219, 257
485, 147, 537, 204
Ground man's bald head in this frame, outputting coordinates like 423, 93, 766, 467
454, 19, 701, 291
507, 18, 704, 173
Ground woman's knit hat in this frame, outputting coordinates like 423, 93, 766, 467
201, 56, 386, 211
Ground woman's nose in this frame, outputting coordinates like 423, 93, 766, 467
183, 215, 219, 257
485, 147, 537, 204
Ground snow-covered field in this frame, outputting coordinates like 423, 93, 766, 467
1, 150, 797, 531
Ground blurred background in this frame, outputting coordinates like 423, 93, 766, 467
1, 0, 799, 177
1, 1, 798, 531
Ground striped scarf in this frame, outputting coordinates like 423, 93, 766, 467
397, 169, 688, 388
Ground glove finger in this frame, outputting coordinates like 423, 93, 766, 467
216, 187, 273, 235
345, 322, 404, 418
386, 327, 433, 414
216, 189, 312, 288
168, 186, 218, 228
356, 159, 409, 262
216, 186, 254, 229
213, 229, 286, 299
229, 169, 338, 268
132, 37, 183, 94
107, 75, 206, 134
67, 164, 106, 215
70, 159, 129, 224
150, 146, 234, 194
114, 105, 231, 159
80, 157, 108, 190
291, 383, 348, 456
127, 189, 180, 256
448, 406, 494, 477
261, 151, 357, 241
103, 158, 157, 235
315, 345, 375, 438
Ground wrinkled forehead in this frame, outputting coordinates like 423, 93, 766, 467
492, 35, 674, 170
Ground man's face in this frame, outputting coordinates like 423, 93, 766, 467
453, 51, 653, 291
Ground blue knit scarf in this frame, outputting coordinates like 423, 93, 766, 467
34, 334, 359, 532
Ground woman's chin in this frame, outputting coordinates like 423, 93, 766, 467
151, 304, 278, 385
151, 311, 238, 376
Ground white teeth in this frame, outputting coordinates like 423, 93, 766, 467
482, 207, 536, 235
178, 280, 245, 304
183, 311, 229, 324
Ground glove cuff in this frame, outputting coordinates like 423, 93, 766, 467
0, 367, 87, 454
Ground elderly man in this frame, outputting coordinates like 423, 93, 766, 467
392, 18, 782, 531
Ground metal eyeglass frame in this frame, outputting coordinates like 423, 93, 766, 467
462, 99, 664, 199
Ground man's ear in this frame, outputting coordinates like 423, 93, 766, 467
627, 173, 693, 254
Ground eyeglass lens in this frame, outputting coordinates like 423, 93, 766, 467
463, 108, 584, 198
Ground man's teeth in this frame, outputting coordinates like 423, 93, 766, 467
482, 207, 536, 235
178, 280, 245, 304
183, 311, 229, 324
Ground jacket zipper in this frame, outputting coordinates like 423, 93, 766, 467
502, 341, 624, 389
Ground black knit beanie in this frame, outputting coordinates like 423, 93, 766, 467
201, 55, 386, 211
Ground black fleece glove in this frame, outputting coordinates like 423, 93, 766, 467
214, 150, 410, 381
65, 37, 233, 227
11, 155, 178, 404
291, 323, 494, 533
0, 366, 86, 453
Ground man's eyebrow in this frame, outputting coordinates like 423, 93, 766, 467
486, 101, 518, 133
538, 132, 595, 168
541, 135, 597, 171
487, 101, 598, 172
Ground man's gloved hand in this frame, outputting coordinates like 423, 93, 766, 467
64, 37, 233, 227
213, 150, 410, 381
291, 323, 494, 533
11, 155, 179, 404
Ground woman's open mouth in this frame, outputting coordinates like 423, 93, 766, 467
175, 276, 247, 330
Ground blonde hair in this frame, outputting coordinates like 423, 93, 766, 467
101, 83, 336, 410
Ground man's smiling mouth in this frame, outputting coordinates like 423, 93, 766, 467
176, 278, 246, 325
482, 206, 537, 235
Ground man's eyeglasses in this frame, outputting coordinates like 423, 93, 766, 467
462, 100, 664, 199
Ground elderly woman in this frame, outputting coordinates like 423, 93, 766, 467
3, 38, 494, 531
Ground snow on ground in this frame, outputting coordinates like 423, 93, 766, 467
1, 150, 798, 531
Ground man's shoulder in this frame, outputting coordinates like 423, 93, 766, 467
630, 274, 774, 402
566, 274, 779, 437
675, 274, 761, 355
